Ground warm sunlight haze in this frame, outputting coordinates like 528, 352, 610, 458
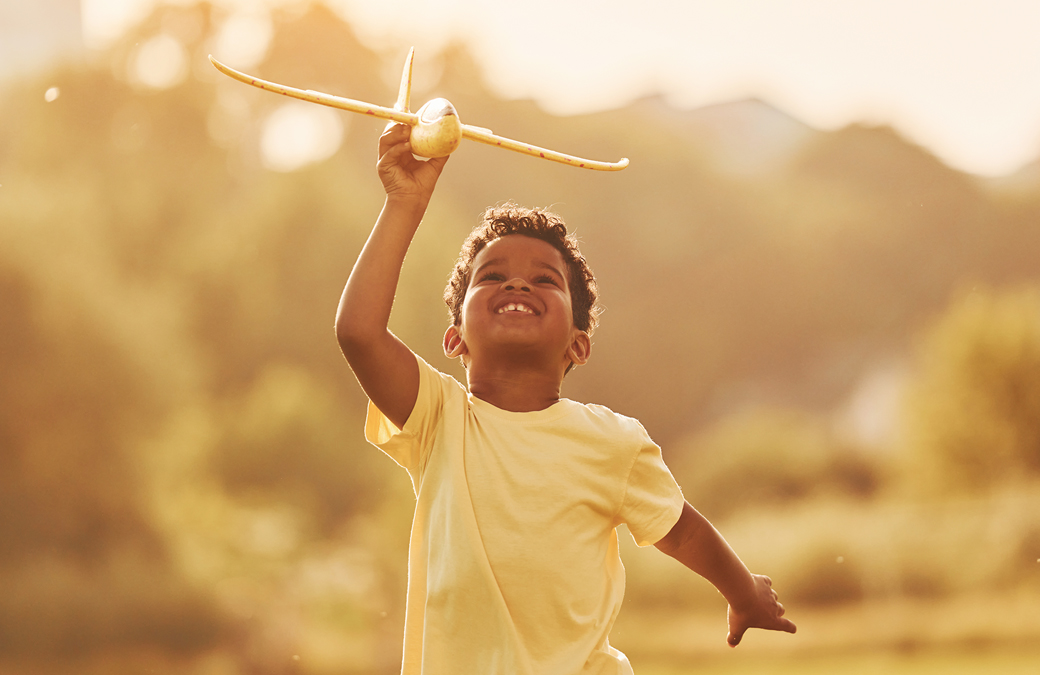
131, 33, 189, 89
81, 0, 1040, 176
260, 100, 345, 171
3, 2, 1040, 675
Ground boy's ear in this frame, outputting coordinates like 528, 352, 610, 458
443, 325, 469, 360
566, 330, 592, 368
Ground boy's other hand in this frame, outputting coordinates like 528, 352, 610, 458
726, 574, 796, 647
377, 123, 449, 205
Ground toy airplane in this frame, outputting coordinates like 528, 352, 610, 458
208, 48, 629, 171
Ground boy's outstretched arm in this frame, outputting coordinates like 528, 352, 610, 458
335, 124, 449, 429
654, 501, 797, 647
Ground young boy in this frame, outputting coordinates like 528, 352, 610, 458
336, 124, 796, 674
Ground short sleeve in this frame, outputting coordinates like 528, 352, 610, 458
364, 354, 455, 491
618, 432, 685, 547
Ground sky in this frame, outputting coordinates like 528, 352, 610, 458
80, 0, 1040, 177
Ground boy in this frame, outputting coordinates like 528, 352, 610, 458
336, 124, 796, 674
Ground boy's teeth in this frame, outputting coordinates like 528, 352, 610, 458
498, 303, 532, 314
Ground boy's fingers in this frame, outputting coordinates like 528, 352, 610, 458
727, 615, 796, 648
377, 123, 412, 157
380, 121, 410, 137
378, 140, 415, 171
427, 153, 450, 175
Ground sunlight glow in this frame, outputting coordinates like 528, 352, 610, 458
212, 7, 273, 69
81, 0, 155, 49
260, 101, 345, 172
131, 34, 188, 89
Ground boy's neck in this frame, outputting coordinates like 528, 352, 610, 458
466, 361, 567, 412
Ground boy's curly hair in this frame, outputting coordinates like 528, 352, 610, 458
444, 203, 601, 335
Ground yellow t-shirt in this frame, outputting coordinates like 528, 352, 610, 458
366, 355, 685, 675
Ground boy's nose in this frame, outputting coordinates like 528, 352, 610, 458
502, 278, 531, 292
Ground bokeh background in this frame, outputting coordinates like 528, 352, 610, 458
2, 1, 1040, 674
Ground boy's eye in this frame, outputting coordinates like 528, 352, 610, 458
535, 275, 560, 286
478, 271, 505, 283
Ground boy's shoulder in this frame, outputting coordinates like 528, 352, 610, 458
567, 398, 653, 440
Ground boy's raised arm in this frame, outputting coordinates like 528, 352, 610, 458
335, 124, 449, 429
655, 501, 797, 647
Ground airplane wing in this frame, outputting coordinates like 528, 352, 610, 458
209, 54, 628, 171
208, 56, 417, 126
461, 123, 629, 171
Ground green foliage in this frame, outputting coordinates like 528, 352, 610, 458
668, 409, 880, 520
212, 363, 389, 532
0, 5, 396, 665
0, 180, 230, 660
2, 1, 1040, 671
902, 286, 1040, 491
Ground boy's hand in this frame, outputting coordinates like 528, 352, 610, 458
654, 503, 797, 648
726, 575, 796, 647
377, 123, 449, 205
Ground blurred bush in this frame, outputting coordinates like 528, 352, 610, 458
901, 286, 1040, 492
212, 364, 388, 533
0, 550, 226, 659
668, 408, 881, 521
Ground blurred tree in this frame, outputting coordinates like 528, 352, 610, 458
901, 286, 1040, 491
212, 362, 391, 533
0, 256, 229, 662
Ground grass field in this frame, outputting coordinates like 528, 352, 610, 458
614, 589, 1040, 675
635, 649, 1040, 675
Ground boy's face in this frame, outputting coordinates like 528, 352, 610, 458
444, 235, 590, 371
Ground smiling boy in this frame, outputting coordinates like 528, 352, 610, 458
336, 124, 795, 675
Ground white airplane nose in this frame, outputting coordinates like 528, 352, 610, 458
411, 98, 463, 158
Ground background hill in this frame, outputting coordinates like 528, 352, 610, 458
1, 3, 1038, 674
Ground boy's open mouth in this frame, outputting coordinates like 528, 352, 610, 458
497, 302, 537, 315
